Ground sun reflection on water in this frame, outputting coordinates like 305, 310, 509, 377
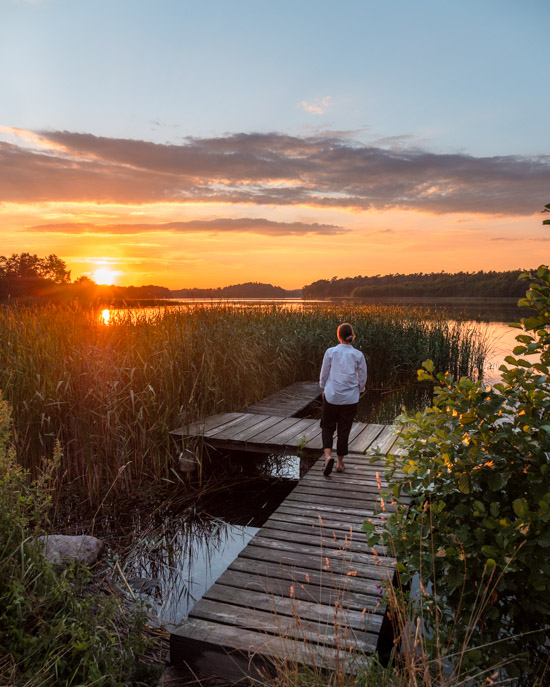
101, 309, 111, 325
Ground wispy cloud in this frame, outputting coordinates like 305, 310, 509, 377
1, 128, 549, 215
490, 236, 550, 241
25, 217, 347, 236
298, 96, 332, 115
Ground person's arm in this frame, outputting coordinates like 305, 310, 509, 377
319, 349, 332, 393
357, 353, 367, 393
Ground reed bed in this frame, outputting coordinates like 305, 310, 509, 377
0, 302, 488, 501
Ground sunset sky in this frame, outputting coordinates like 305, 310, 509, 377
1, 0, 549, 289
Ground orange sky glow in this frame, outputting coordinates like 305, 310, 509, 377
1, 128, 548, 289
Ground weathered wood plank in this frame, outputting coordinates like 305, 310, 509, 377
291, 481, 385, 499
215, 413, 275, 440
224, 414, 285, 442
201, 413, 253, 438
189, 599, 378, 652
203, 584, 383, 633
348, 423, 386, 453
248, 417, 304, 444
280, 418, 324, 448
267, 418, 319, 446
210, 568, 386, 613
369, 425, 399, 454
228, 556, 393, 598
170, 412, 243, 438
237, 544, 393, 581
248, 535, 395, 569
170, 617, 372, 677
256, 524, 385, 557
245, 381, 321, 417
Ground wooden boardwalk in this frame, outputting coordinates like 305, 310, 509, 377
170, 451, 397, 681
245, 380, 321, 417
169, 383, 403, 681
170, 411, 402, 457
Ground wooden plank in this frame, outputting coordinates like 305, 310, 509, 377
247, 417, 304, 444
188, 599, 378, 652
292, 481, 384, 499
265, 510, 387, 541
210, 568, 386, 613
203, 584, 383, 633
237, 545, 393, 581
248, 535, 395, 569
204, 413, 259, 438
348, 423, 386, 453
224, 415, 288, 443
257, 523, 380, 556
273, 497, 379, 518
170, 617, 372, 676
369, 425, 398, 454
215, 413, 274, 441
284, 490, 397, 514
170, 412, 243, 438
280, 418, 323, 448
229, 557, 393, 597
272, 505, 389, 530
267, 418, 318, 446
245, 381, 321, 417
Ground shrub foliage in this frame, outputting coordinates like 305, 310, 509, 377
366, 265, 550, 683
0, 395, 158, 686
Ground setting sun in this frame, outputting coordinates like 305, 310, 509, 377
93, 267, 117, 285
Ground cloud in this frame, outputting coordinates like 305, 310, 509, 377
298, 96, 332, 115
490, 236, 550, 242
1, 128, 549, 215
25, 217, 347, 236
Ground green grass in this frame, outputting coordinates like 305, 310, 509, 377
0, 394, 161, 687
0, 302, 488, 501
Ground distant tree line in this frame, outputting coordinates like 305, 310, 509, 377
0, 253, 299, 302
171, 281, 300, 298
302, 270, 527, 299
0, 253, 72, 300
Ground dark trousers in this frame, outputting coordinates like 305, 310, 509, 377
320, 400, 358, 456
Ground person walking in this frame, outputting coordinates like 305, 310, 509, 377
319, 322, 367, 476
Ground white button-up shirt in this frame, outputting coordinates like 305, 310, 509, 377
319, 343, 367, 405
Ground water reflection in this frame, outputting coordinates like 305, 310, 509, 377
120, 517, 258, 626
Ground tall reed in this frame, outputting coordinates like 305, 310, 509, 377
0, 303, 488, 501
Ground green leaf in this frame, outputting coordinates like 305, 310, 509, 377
422, 359, 434, 373
362, 520, 375, 536
458, 473, 470, 494
513, 498, 528, 517
488, 472, 510, 491
481, 545, 499, 558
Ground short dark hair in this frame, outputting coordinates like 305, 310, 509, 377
337, 322, 355, 343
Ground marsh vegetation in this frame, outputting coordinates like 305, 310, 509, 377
0, 302, 488, 502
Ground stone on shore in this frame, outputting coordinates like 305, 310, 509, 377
37, 534, 104, 565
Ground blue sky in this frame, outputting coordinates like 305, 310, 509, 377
0, 0, 548, 287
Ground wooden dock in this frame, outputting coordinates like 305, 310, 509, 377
170, 451, 397, 681
170, 411, 401, 457
245, 380, 321, 417
169, 382, 403, 681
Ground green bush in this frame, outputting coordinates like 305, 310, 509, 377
365, 265, 550, 684
0, 393, 159, 687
